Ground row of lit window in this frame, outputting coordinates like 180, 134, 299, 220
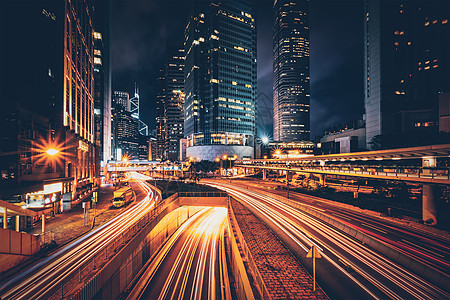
425, 19, 448, 26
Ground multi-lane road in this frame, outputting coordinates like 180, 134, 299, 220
0, 175, 155, 300
127, 207, 228, 299
206, 179, 450, 300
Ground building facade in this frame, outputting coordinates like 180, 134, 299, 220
0, 0, 96, 210
184, 0, 257, 161
163, 46, 185, 161
113, 91, 139, 160
273, 0, 310, 142
156, 68, 166, 160
93, 1, 112, 168
364, 0, 449, 149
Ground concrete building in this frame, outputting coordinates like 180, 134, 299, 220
273, 0, 310, 142
364, 0, 449, 149
0, 0, 96, 211
184, 0, 257, 161
320, 120, 366, 154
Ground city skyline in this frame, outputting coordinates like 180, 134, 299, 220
111, 0, 364, 139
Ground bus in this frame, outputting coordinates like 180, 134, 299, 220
112, 187, 135, 208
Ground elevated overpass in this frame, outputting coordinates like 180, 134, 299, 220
235, 144, 450, 225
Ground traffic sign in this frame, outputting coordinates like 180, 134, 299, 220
307, 245, 322, 258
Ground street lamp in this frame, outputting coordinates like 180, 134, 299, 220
46, 148, 60, 156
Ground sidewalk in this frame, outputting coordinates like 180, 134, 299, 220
26, 183, 131, 246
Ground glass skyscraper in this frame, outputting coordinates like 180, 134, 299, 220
273, 0, 310, 142
184, 0, 257, 161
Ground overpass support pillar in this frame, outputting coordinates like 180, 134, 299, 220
16, 215, 20, 232
3, 207, 7, 229
42, 214, 45, 234
317, 174, 325, 186
422, 184, 438, 225
263, 169, 267, 181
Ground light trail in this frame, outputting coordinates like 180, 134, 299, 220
207, 182, 450, 300
128, 207, 227, 300
0, 173, 156, 300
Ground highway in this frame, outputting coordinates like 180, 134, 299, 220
206, 180, 450, 300
236, 179, 450, 275
127, 207, 228, 300
0, 173, 156, 300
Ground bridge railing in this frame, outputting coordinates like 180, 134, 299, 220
238, 164, 450, 180
178, 191, 228, 197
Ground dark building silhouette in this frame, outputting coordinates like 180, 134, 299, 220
184, 0, 257, 161
1, 0, 95, 209
273, 0, 310, 142
364, 0, 450, 149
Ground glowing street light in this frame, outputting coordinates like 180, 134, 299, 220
261, 136, 269, 145
46, 148, 60, 156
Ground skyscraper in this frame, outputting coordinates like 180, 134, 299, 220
273, 0, 310, 142
0, 0, 96, 207
156, 68, 166, 160
184, 0, 257, 161
364, 0, 450, 149
163, 46, 185, 161
93, 1, 112, 167
113, 91, 139, 159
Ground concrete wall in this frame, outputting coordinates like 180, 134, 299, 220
0, 228, 40, 273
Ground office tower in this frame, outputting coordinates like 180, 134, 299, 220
113, 91, 130, 111
93, 1, 112, 167
113, 91, 139, 159
364, 0, 450, 149
184, 0, 257, 161
156, 68, 166, 160
1, 1, 95, 208
273, 0, 311, 142
163, 46, 185, 161
138, 134, 150, 161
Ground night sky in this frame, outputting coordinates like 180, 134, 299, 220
111, 0, 363, 140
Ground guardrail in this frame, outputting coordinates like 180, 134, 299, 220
227, 198, 270, 300
238, 164, 450, 181
178, 191, 228, 197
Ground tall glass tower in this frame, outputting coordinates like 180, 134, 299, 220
184, 0, 257, 161
273, 0, 310, 142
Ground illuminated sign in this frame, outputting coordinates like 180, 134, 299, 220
79, 140, 89, 152
44, 182, 63, 194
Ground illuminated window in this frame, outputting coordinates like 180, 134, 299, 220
443, 19, 448, 24
425, 21, 430, 26
93, 32, 102, 40
232, 81, 237, 86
